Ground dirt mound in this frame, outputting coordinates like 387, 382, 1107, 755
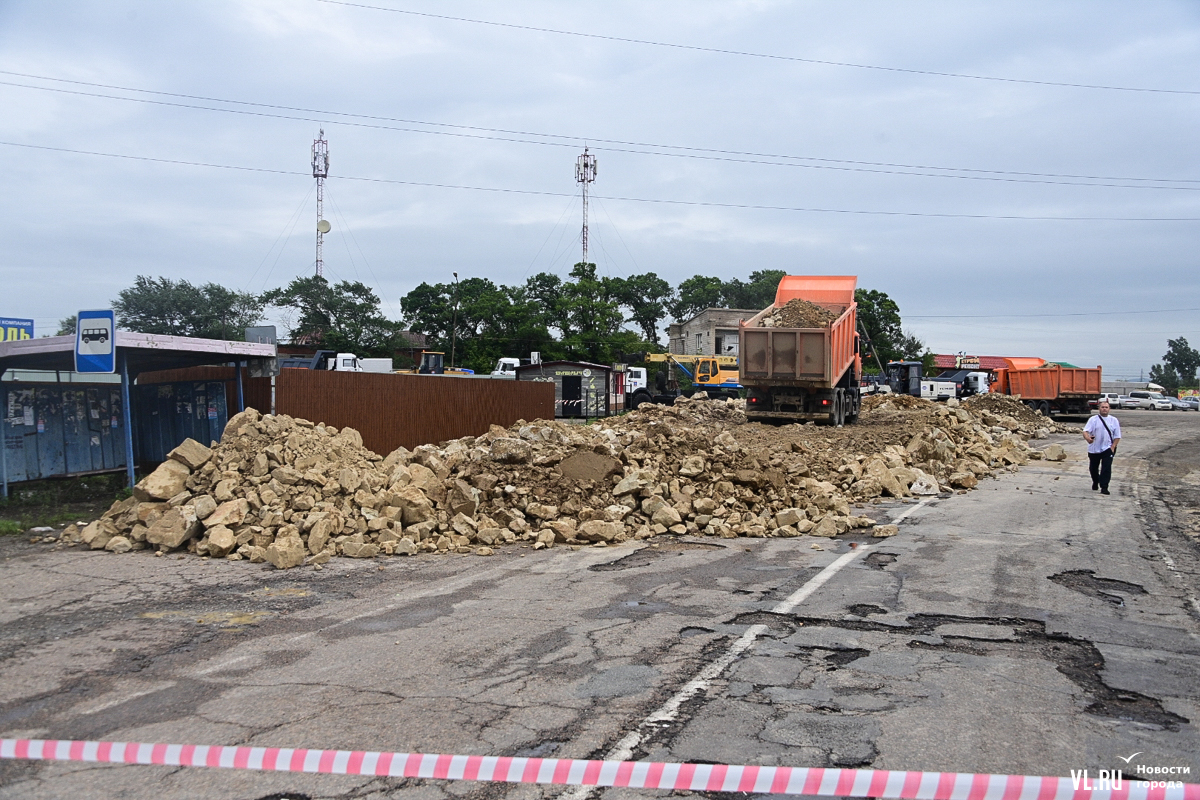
861, 393, 933, 411
964, 393, 1049, 426
762, 298, 839, 328
68, 388, 1072, 568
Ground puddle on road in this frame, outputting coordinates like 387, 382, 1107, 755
140, 610, 273, 628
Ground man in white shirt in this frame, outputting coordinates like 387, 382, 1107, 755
1082, 401, 1121, 495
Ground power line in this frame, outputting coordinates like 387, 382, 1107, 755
317, 0, 1200, 96
3, 72, 1199, 190
5, 139, 1200, 222
909, 307, 1200, 319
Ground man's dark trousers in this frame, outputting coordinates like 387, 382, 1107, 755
1089, 450, 1113, 491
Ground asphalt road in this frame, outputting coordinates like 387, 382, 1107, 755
1, 410, 1197, 799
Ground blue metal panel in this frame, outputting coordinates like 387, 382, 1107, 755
132, 380, 227, 464
0, 382, 127, 484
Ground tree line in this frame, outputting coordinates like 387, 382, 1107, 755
1149, 338, 1200, 394
55, 267, 928, 374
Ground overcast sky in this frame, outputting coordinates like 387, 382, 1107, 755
2, 1, 1198, 378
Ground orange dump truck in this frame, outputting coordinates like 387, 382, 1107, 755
991, 358, 1102, 416
739, 275, 861, 425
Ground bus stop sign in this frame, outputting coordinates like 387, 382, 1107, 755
75, 310, 116, 373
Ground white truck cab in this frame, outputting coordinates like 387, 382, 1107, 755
491, 358, 521, 378
326, 353, 363, 372
625, 367, 647, 394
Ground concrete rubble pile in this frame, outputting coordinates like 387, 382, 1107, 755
760, 298, 839, 328
70, 391, 1075, 569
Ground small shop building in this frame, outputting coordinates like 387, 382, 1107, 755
514, 361, 612, 419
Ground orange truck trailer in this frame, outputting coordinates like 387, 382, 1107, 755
739, 275, 861, 426
991, 358, 1102, 416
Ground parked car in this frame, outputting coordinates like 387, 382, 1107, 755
1123, 391, 1154, 409
1183, 397, 1200, 411
1147, 391, 1173, 410
1166, 397, 1188, 411
1089, 392, 1123, 410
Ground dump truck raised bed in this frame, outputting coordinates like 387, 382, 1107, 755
991, 358, 1102, 416
739, 275, 861, 426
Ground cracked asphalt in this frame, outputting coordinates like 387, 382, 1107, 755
1, 412, 1198, 799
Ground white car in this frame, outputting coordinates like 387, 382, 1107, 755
1123, 391, 1155, 410
1147, 391, 1174, 411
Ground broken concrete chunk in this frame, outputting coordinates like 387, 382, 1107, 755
1042, 444, 1066, 462
491, 438, 533, 464
133, 459, 191, 502
205, 498, 249, 529
146, 506, 201, 549
167, 438, 213, 470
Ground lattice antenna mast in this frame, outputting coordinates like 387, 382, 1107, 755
312, 129, 330, 278
575, 147, 597, 266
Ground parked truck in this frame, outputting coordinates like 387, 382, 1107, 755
990, 358, 1102, 415
620, 353, 741, 408
279, 350, 364, 371
739, 275, 861, 426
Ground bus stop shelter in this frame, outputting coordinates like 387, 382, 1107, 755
0, 332, 275, 497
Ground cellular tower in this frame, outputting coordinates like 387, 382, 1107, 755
312, 129, 331, 278
575, 147, 597, 266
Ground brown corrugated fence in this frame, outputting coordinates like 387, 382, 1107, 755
138, 367, 555, 456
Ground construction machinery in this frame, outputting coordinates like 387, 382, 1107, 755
739, 275, 861, 425
621, 353, 741, 407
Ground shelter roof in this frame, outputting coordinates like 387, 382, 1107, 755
0, 332, 276, 378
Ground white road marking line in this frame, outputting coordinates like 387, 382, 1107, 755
78, 684, 173, 715
560, 502, 936, 800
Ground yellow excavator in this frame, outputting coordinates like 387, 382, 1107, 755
622, 352, 741, 406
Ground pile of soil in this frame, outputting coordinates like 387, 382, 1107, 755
762, 298, 840, 328
64, 388, 1076, 568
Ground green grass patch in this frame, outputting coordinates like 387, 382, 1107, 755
1, 473, 130, 533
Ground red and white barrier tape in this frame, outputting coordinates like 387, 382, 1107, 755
2, 739, 1196, 799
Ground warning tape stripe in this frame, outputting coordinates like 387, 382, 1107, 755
2, 739, 1197, 799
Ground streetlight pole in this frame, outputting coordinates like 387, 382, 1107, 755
451, 272, 459, 370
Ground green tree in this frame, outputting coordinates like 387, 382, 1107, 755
1149, 363, 1181, 394
263, 276, 401, 356
113, 276, 264, 339
721, 269, 786, 310
401, 277, 560, 373
56, 315, 77, 336
557, 263, 628, 363
855, 289, 903, 363
1163, 337, 1200, 386
612, 272, 673, 343
669, 275, 724, 321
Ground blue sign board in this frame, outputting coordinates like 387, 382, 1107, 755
75, 310, 116, 374
1, 318, 33, 341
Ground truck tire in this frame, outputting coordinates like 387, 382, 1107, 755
1038, 401, 1051, 416
630, 390, 652, 410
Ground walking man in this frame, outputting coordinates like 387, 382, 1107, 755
1083, 400, 1121, 495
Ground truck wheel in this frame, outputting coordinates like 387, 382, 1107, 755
630, 391, 650, 409
1038, 401, 1051, 416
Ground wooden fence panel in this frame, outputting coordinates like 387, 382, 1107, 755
273, 371, 555, 455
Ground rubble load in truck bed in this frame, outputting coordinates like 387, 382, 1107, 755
69, 393, 1077, 568
760, 297, 840, 328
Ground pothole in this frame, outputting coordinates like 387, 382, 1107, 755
785, 612, 1186, 730
1048, 570, 1147, 606
863, 552, 898, 570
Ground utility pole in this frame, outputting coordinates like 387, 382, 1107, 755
451, 272, 459, 370
575, 147, 597, 266
312, 129, 330, 278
